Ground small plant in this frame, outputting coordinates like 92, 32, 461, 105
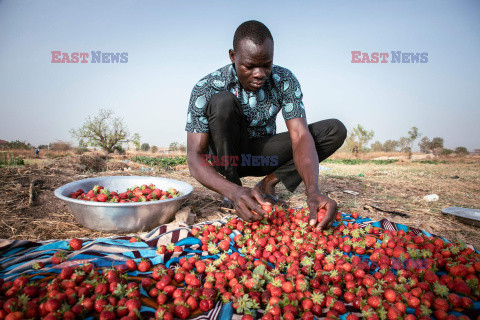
0, 152, 24, 166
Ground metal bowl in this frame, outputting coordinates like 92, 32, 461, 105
54, 176, 193, 233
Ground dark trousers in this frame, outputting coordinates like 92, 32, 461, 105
205, 91, 347, 192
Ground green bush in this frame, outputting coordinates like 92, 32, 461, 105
0, 152, 24, 166
130, 156, 187, 168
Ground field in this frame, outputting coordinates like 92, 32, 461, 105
0, 150, 479, 248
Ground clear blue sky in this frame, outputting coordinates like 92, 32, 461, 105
1, 0, 479, 150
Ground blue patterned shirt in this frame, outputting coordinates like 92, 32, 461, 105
185, 64, 306, 139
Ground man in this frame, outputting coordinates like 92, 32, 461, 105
186, 21, 347, 229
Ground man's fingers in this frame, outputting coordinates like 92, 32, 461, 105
318, 201, 337, 230
245, 196, 267, 217
309, 204, 318, 226
235, 202, 255, 222
317, 213, 330, 230
251, 189, 271, 207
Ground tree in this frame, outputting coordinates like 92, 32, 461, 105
131, 133, 141, 151
2, 140, 32, 150
169, 142, 180, 151
398, 137, 411, 153
383, 140, 399, 152
78, 139, 87, 148
343, 124, 374, 155
371, 141, 383, 152
151, 145, 158, 153
430, 137, 444, 156
407, 127, 421, 152
140, 143, 150, 151
454, 147, 469, 156
441, 148, 453, 156
419, 137, 431, 153
70, 109, 140, 154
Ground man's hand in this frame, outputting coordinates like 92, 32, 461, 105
232, 187, 270, 222
307, 191, 338, 230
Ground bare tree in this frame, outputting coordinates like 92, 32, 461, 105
70, 109, 140, 154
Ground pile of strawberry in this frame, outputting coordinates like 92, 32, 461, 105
189, 206, 480, 320
1, 206, 479, 320
69, 184, 180, 203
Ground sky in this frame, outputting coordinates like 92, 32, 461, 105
0, 0, 479, 150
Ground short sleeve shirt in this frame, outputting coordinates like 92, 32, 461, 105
185, 64, 306, 139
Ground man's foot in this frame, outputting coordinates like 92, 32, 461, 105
221, 197, 235, 209
254, 174, 288, 207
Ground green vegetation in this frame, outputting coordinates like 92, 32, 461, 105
323, 158, 399, 165
0, 152, 24, 166
413, 160, 446, 165
131, 156, 187, 168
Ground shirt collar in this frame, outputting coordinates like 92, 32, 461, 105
228, 64, 238, 84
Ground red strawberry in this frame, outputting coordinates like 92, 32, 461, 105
367, 296, 381, 309
44, 298, 61, 312
138, 259, 151, 272
52, 250, 67, 264
282, 281, 294, 294
97, 193, 108, 202
32, 262, 44, 270
384, 289, 396, 303
69, 238, 83, 251
125, 298, 141, 311
199, 299, 214, 312
125, 259, 137, 271
218, 240, 230, 251
99, 310, 116, 320
387, 306, 402, 320
157, 245, 167, 254
129, 236, 141, 243
174, 305, 190, 319
186, 296, 198, 311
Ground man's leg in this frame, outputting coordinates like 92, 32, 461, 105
204, 91, 250, 187
241, 118, 347, 193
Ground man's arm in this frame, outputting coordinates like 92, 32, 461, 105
186, 132, 269, 222
285, 117, 338, 229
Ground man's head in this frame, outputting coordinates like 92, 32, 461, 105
229, 20, 274, 92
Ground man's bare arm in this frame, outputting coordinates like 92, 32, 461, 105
285, 118, 337, 229
186, 132, 268, 221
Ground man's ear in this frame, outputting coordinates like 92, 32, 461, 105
229, 49, 235, 64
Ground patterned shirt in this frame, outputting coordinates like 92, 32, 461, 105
185, 64, 306, 139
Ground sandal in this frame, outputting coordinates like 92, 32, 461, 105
262, 194, 289, 208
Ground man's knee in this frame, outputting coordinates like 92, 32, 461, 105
330, 119, 347, 143
310, 118, 347, 143
205, 91, 238, 121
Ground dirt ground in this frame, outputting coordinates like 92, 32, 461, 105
0, 153, 479, 248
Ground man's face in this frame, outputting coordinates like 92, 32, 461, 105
229, 38, 274, 92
